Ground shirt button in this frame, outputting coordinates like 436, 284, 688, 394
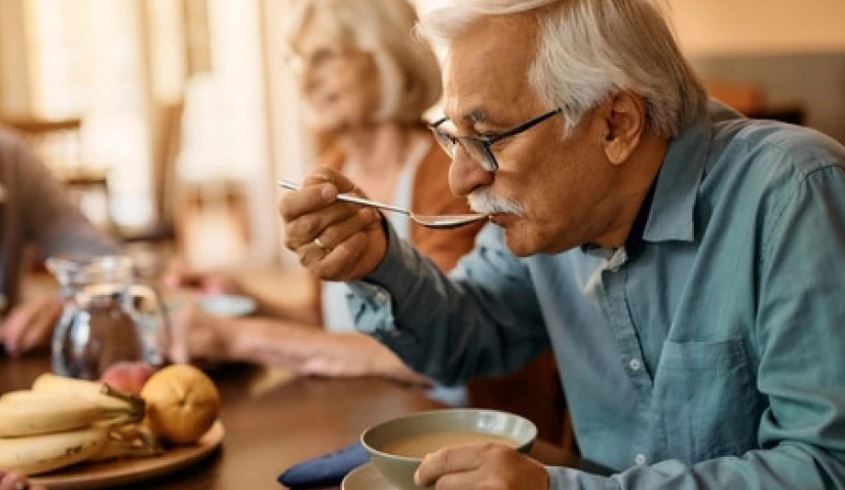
634, 453, 647, 465
628, 358, 642, 372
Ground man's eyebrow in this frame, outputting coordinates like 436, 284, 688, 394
464, 109, 487, 124
438, 108, 505, 129
463, 108, 511, 130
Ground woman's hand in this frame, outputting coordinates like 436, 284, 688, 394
414, 443, 549, 490
279, 167, 385, 281
168, 303, 237, 365
0, 470, 47, 490
101, 361, 155, 396
1, 297, 62, 356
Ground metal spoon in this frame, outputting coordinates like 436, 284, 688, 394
277, 180, 488, 229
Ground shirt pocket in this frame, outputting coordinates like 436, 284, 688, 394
652, 337, 762, 463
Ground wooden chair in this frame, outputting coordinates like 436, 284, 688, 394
705, 80, 805, 125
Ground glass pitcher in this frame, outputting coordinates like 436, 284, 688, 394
46, 255, 169, 379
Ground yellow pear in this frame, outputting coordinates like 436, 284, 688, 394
140, 364, 220, 445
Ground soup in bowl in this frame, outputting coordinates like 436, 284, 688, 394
361, 409, 537, 490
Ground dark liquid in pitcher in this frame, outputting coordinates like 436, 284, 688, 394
53, 293, 144, 379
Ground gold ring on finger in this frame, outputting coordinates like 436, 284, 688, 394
313, 236, 331, 254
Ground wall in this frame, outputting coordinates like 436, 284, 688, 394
667, 0, 845, 56
415, 0, 845, 55
0, 0, 32, 118
692, 53, 845, 143
666, 0, 845, 143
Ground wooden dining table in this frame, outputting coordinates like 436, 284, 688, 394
0, 354, 443, 489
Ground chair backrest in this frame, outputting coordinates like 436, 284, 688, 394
2, 117, 84, 176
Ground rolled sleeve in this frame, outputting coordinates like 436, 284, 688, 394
346, 221, 413, 336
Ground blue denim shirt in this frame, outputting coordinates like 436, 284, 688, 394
348, 110, 845, 488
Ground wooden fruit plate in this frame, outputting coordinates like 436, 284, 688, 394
30, 420, 224, 490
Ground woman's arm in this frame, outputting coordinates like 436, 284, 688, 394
168, 304, 430, 386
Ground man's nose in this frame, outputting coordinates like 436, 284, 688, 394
449, 151, 494, 197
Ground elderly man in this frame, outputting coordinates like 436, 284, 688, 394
0, 129, 117, 356
279, 0, 845, 488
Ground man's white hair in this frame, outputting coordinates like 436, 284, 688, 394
419, 0, 706, 137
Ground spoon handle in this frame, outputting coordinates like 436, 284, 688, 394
277, 180, 411, 216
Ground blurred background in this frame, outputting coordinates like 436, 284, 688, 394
1, 0, 843, 274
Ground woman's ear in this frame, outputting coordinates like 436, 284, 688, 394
601, 91, 647, 166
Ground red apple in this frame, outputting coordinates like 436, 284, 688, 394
101, 361, 155, 396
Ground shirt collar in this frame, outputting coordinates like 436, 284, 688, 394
641, 114, 712, 243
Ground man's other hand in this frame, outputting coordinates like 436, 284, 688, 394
414, 443, 550, 490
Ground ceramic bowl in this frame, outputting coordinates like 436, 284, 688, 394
361, 408, 537, 490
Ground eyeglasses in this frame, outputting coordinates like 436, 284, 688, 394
428, 108, 562, 172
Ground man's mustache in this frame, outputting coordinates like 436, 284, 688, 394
468, 187, 524, 215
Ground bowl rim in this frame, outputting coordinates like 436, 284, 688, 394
360, 408, 538, 463
198, 293, 257, 317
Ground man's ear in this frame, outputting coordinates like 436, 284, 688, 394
601, 91, 647, 166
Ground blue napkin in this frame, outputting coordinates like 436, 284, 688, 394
278, 441, 369, 489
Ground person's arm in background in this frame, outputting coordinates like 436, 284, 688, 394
17, 138, 118, 259
1, 134, 118, 355
167, 303, 430, 386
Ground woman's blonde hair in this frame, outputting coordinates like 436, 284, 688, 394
419, 0, 706, 138
285, 0, 442, 125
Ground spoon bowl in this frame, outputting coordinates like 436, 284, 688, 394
278, 180, 488, 229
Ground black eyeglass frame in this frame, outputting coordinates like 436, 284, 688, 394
428, 107, 563, 172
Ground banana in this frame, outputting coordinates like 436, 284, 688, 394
31, 373, 145, 416
0, 391, 105, 437
0, 426, 109, 475
89, 424, 161, 462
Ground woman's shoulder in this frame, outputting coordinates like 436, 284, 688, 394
409, 134, 482, 272
411, 136, 469, 214
413, 136, 451, 183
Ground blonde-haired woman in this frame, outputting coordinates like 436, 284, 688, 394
167, 0, 480, 394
